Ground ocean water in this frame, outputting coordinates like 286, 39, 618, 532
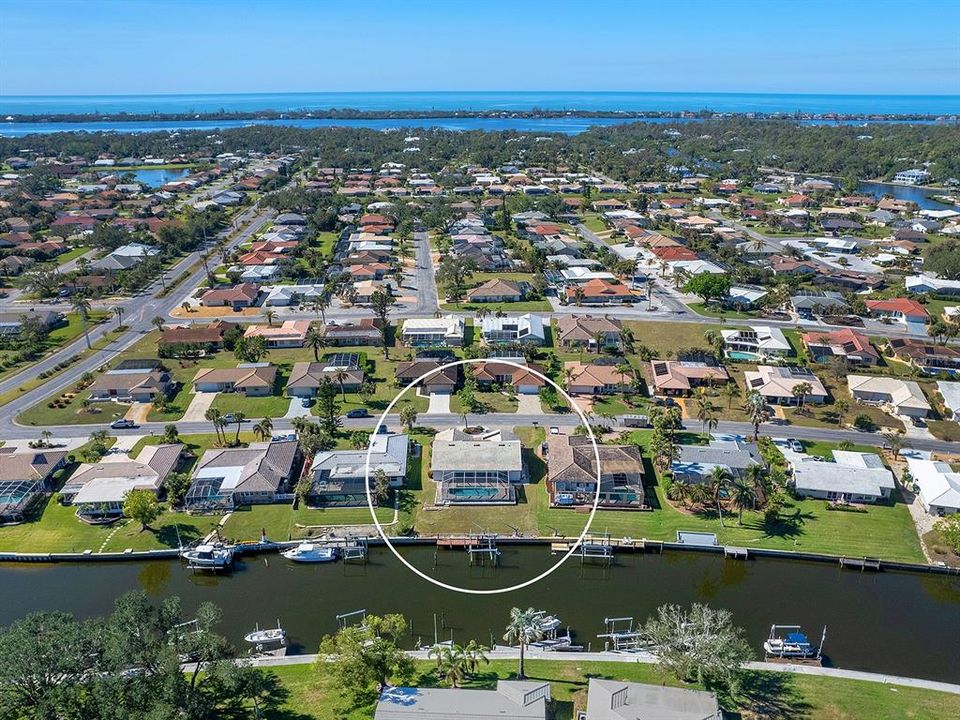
3, 91, 960, 115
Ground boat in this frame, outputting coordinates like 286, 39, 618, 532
180, 543, 235, 571
763, 624, 826, 661
281, 542, 339, 563
244, 623, 287, 646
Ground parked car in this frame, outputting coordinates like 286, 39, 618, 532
346, 408, 369, 419
221, 414, 248, 423
110, 419, 138, 429
549, 426, 560, 435
787, 438, 804, 453
300, 397, 314, 408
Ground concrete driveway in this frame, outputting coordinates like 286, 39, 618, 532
516, 394, 543, 414
285, 398, 313, 419
182, 392, 217, 422
427, 393, 451, 414
123, 402, 152, 424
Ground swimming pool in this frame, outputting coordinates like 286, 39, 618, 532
448, 487, 500, 499
727, 350, 761, 361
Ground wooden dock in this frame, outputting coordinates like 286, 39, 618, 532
839, 556, 881, 571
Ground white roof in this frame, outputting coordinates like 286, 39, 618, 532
727, 286, 768, 304
793, 452, 894, 498
478, 314, 545, 340
847, 375, 931, 412
669, 259, 725, 275
907, 459, 960, 511
402, 316, 464, 337
721, 326, 791, 352
936, 381, 960, 415
906, 274, 960, 293
560, 267, 616, 282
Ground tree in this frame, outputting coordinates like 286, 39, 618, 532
162, 423, 179, 444
436, 256, 476, 303
112, 305, 124, 329
925, 239, 960, 280
151, 316, 166, 333
70, 293, 93, 350
683, 273, 731, 306
235, 335, 269, 363
641, 603, 752, 694
728, 479, 757, 525
882, 430, 906, 460
232, 411, 246, 444
205, 407, 224, 445
721, 381, 741, 409
399, 405, 418, 431
333, 367, 350, 401
316, 379, 342, 436
370, 289, 396, 357
350, 430, 371, 450
744, 391, 769, 441
373, 469, 391, 505
791, 381, 813, 410
254, 417, 274, 442
164, 472, 191, 506
707, 465, 731, 527
306, 324, 328, 361
502, 607, 545, 679
428, 644, 467, 688
834, 397, 850, 426
316, 614, 414, 705
358, 379, 375, 405
308, 295, 330, 323
934, 515, 960, 554
123, 489, 161, 531
263, 309, 277, 327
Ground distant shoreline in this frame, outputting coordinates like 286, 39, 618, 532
4, 108, 957, 124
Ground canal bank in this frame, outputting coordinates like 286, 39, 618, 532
2, 545, 958, 683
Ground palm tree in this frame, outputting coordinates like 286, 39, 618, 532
333, 367, 349, 401
745, 391, 769, 441
308, 296, 329, 323
428, 644, 467, 688
882, 430, 906, 460
834, 397, 850, 427
791, 381, 813, 411
373, 468, 391, 505
232, 412, 246, 445
152, 316, 166, 333
205, 408, 223, 445
263, 310, 277, 327
181, 301, 192, 314
707, 466, 731, 527
253, 417, 273, 442
113, 306, 124, 329
305, 325, 328, 362
729, 479, 757, 525
572, 285, 585, 306
71, 294, 92, 349
399, 405, 418, 431
503, 607, 545, 680
462, 640, 489, 675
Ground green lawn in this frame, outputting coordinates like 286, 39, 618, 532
688, 303, 759, 320
212, 392, 291, 418
623, 320, 722, 357
53, 245, 93, 266
221, 503, 395, 543
450, 390, 519, 414
264, 659, 960, 720
441, 300, 553, 312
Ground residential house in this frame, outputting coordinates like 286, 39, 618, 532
649, 360, 730, 396
721, 326, 791, 360
62, 444, 183, 520
473, 360, 545, 394
322, 318, 383, 346
374, 681, 550, 720
184, 440, 300, 510
91, 242, 160, 272
724, 285, 768, 310
243, 320, 310, 348
744, 366, 828, 406
907, 459, 960, 516
802, 329, 879, 367
199, 283, 260, 309
554, 316, 623, 350
307, 433, 409, 507
792, 451, 895, 503
790, 291, 849, 319
0, 449, 69, 523
671, 440, 762, 484
888, 338, 960, 373
0, 310, 64, 337
466, 278, 523, 303
564, 362, 631, 395
582, 678, 721, 720
431, 428, 524, 504
395, 360, 459, 394
478, 314, 545, 345
546, 434, 644, 509
865, 298, 929, 329
936, 381, 960, 421
846, 375, 931, 419
566, 278, 634, 305
88, 361, 173, 403
400, 316, 465, 347
262, 284, 326, 306
192, 363, 277, 396
906, 274, 960, 297
287, 355, 364, 397
159, 320, 237, 355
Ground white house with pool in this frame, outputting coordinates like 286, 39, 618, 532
430, 428, 524, 505
721, 326, 791, 361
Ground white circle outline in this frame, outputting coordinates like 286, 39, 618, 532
364, 356, 602, 595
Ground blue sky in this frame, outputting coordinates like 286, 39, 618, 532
2, 0, 958, 95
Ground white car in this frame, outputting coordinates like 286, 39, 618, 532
549, 426, 560, 435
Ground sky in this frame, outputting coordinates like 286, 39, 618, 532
1, 0, 958, 96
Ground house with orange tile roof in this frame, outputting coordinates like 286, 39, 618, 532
802, 329, 879, 367
243, 320, 310, 348
865, 298, 929, 328
565, 278, 633, 305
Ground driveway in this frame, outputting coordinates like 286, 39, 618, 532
515, 394, 543, 415
284, 398, 313, 419
427, 393, 451, 414
182, 392, 217, 422
123, 402, 152, 424
111, 434, 145, 453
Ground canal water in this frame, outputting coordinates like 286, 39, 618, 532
2, 547, 958, 682
857, 181, 959, 211
131, 167, 190, 188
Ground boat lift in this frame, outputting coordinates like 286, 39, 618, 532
597, 616, 645, 653
336, 609, 368, 632
578, 533, 614, 566
763, 624, 827, 664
